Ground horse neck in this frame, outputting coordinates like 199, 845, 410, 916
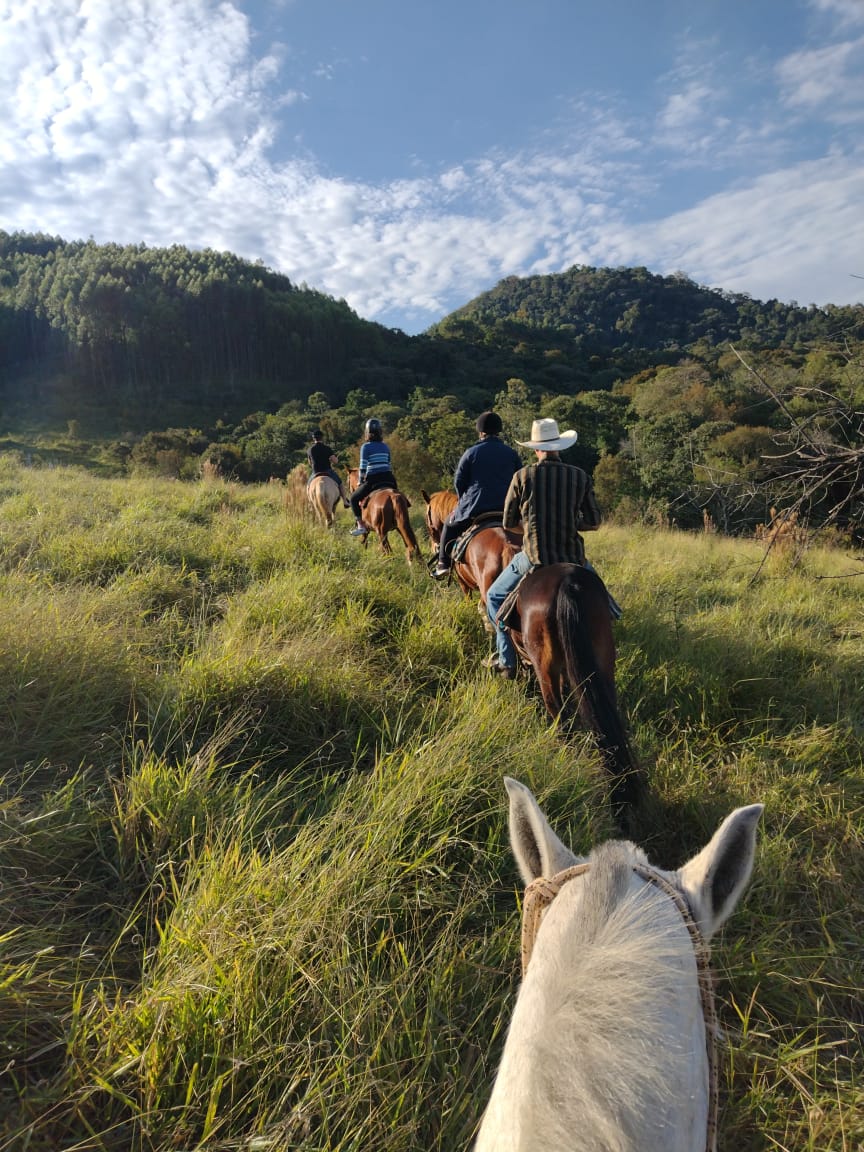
476, 850, 709, 1152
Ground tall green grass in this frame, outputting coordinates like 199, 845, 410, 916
0, 458, 861, 1150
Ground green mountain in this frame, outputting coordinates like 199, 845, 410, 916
436, 264, 862, 351
2, 232, 862, 442
0, 231, 423, 432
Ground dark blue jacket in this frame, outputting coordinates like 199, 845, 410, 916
452, 436, 522, 520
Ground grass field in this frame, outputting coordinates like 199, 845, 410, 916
0, 456, 861, 1151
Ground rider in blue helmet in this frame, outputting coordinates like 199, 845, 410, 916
349, 418, 400, 536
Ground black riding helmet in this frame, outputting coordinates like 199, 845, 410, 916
365, 417, 383, 441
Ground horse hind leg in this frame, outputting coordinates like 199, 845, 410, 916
524, 614, 564, 717
535, 667, 564, 717
398, 527, 417, 564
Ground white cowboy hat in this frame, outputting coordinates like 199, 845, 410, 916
516, 418, 578, 452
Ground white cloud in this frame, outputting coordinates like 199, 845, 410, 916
776, 36, 864, 113
808, 0, 864, 25
619, 155, 864, 306
0, 0, 862, 333
658, 83, 714, 133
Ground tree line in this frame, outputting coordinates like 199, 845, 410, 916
1, 232, 862, 539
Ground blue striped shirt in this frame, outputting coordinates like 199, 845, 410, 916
359, 441, 392, 480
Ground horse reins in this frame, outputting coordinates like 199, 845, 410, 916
520, 862, 720, 1152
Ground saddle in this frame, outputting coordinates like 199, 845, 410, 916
495, 569, 535, 631
450, 510, 505, 564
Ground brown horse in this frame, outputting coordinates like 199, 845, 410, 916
347, 469, 419, 564
420, 488, 457, 548
507, 562, 642, 819
420, 489, 521, 604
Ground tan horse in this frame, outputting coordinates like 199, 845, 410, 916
347, 469, 419, 564
307, 474, 342, 526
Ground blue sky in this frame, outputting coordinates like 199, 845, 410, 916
2, 0, 863, 333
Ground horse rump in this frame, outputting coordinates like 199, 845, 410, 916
556, 566, 644, 819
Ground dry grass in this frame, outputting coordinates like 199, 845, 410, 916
0, 458, 861, 1150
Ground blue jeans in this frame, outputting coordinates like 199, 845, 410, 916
486, 551, 532, 669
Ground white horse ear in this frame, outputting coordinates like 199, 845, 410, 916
504, 777, 580, 884
678, 804, 764, 940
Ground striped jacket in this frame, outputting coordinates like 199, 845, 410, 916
359, 440, 392, 480
502, 459, 601, 566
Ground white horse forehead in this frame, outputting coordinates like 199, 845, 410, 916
543, 843, 687, 933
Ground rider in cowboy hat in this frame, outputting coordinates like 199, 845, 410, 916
484, 417, 604, 677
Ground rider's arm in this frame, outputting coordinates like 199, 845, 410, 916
578, 480, 602, 531
358, 443, 370, 482
502, 474, 522, 530
453, 449, 470, 497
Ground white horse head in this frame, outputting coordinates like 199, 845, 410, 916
475, 778, 763, 1152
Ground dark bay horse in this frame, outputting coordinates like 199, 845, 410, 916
506, 562, 642, 817
420, 489, 522, 604
421, 492, 637, 815
348, 469, 419, 564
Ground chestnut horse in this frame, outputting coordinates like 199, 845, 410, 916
421, 491, 637, 815
420, 489, 457, 548
347, 469, 419, 564
420, 489, 522, 604
506, 561, 642, 817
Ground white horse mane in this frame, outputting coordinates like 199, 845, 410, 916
515, 844, 706, 1151
475, 780, 763, 1152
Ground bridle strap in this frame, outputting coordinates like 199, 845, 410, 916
521, 863, 592, 976
520, 861, 719, 1152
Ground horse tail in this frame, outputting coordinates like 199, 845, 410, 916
556, 568, 643, 821
394, 494, 419, 561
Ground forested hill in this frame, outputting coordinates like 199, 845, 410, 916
433, 265, 862, 355
2, 231, 863, 440
0, 231, 424, 430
